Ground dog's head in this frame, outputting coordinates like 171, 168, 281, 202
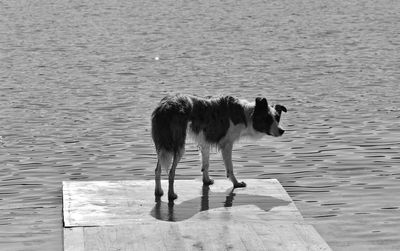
252, 97, 287, 137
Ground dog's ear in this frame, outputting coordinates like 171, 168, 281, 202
255, 97, 268, 109
275, 104, 287, 114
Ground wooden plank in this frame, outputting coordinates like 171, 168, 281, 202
63, 179, 303, 227
251, 222, 331, 250
179, 221, 247, 251
63, 179, 331, 250
63, 227, 84, 251
79, 221, 330, 251
83, 223, 168, 251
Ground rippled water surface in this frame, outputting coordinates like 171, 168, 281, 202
1, 0, 400, 250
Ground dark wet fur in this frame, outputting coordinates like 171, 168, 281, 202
151, 94, 247, 153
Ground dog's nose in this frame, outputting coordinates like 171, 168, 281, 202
279, 128, 285, 135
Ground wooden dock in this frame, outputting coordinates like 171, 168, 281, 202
63, 179, 331, 251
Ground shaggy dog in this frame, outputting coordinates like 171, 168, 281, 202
151, 94, 287, 200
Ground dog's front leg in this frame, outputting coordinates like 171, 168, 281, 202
200, 144, 214, 185
220, 143, 246, 188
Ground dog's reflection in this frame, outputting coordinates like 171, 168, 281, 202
151, 185, 290, 222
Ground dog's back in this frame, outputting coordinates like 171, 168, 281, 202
151, 94, 247, 155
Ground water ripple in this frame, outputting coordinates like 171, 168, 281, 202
1, 0, 400, 250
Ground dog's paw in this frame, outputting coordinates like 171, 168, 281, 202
203, 178, 214, 186
234, 181, 246, 188
168, 192, 178, 201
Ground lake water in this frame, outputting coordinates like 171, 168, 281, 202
1, 0, 399, 250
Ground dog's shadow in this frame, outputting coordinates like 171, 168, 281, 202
150, 186, 290, 222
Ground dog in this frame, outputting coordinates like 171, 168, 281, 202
151, 94, 287, 200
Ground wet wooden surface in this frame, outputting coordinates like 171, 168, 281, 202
63, 179, 331, 250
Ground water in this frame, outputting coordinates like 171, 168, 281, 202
1, 0, 399, 250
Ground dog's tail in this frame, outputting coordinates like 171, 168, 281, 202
157, 148, 185, 174
151, 98, 189, 174
157, 150, 173, 174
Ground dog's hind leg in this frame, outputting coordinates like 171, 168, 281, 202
220, 142, 246, 188
155, 150, 173, 197
154, 160, 163, 197
168, 149, 183, 201
200, 144, 214, 185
